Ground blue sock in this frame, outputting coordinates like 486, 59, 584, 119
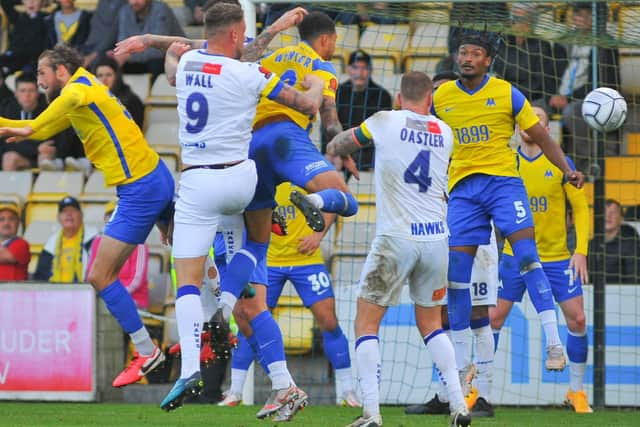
322, 326, 351, 370
232, 333, 256, 371
250, 311, 285, 366
447, 250, 474, 331
99, 279, 143, 333
220, 249, 257, 299
316, 189, 358, 216
247, 333, 269, 373
567, 331, 588, 363
512, 238, 554, 313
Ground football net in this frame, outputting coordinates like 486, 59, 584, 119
252, 1, 640, 406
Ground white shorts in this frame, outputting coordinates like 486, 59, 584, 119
173, 160, 257, 258
358, 235, 448, 307
469, 240, 499, 306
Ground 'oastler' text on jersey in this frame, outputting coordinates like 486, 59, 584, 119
354, 110, 454, 241
176, 50, 284, 165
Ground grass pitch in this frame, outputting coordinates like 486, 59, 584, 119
0, 403, 638, 427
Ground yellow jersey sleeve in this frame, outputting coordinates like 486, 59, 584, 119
0, 115, 72, 140
28, 84, 85, 136
267, 183, 324, 267
564, 158, 590, 256
512, 89, 540, 132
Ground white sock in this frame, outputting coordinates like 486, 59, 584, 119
355, 336, 381, 417
130, 327, 155, 356
230, 367, 248, 395
307, 193, 324, 209
268, 360, 291, 390
539, 309, 562, 347
472, 325, 494, 401
425, 331, 465, 412
219, 291, 237, 321
450, 327, 473, 370
437, 362, 450, 402
570, 361, 586, 392
336, 367, 354, 393
176, 293, 203, 378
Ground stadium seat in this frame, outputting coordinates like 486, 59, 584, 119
80, 171, 116, 203
145, 122, 179, 147
402, 55, 441, 76
358, 24, 410, 73
627, 133, 640, 155
329, 252, 367, 289
334, 24, 360, 68
272, 295, 314, 355
619, 54, 640, 96
22, 220, 59, 254
146, 74, 177, 106
267, 26, 299, 51
30, 171, 84, 198
406, 20, 450, 57
146, 227, 170, 273
0, 170, 33, 208
605, 157, 640, 181
145, 106, 179, 126
81, 201, 108, 227
123, 73, 152, 101
147, 272, 172, 314
25, 171, 84, 226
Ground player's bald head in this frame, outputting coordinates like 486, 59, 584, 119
204, 2, 244, 38
401, 71, 433, 103
532, 106, 549, 126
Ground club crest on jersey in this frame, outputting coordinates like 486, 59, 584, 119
544, 169, 554, 178
486, 97, 496, 106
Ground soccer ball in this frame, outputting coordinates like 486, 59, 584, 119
581, 87, 627, 132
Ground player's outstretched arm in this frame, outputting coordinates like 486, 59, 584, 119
525, 122, 585, 188
165, 42, 192, 87
273, 74, 323, 116
114, 34, 204, 58
240, 7, 308, 62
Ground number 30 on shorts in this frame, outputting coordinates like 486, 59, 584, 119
307, 272, 331, 293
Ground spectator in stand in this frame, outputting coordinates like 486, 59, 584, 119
87, 201, 149, 308
33, 196, 98, 283
0, 73, 48, 170
550, 2, 620, 171
0, 0, 49, 75
115, 0, 185, 80
45, 0, 92, 50
37, 126, 92, 176
183, 0, 206, 25
589, 199, 640, 284
330, 50, 391, 172
80, 0, 127, 68
492, 3, 563, 110
0, 70, 16, 109
0, 204, 30, 281
93, 56, 145, 129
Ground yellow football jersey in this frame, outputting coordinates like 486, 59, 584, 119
254, 42, 338, 131
267, 182, 324, 267
503, 148, 589, 261
1, 68, 158, 186
432, 75, 540, 192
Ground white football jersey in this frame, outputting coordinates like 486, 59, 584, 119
176, 49, 283, 165
361, 110, 453, 241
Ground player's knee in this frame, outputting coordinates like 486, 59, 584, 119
567, 311, 586, 333
511, 238, 541, 272
315, 311, 338, 332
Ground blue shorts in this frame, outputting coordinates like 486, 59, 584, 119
266, 264, 334, 308
213, 232, 268, 286
247, 121, 334, 211
105, 160, 175, 244
448, 174, 534, 246
498, 255, 583, 304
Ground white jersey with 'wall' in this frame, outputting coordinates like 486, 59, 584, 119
176, 49, 284, 165
360, 109, 454, 241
